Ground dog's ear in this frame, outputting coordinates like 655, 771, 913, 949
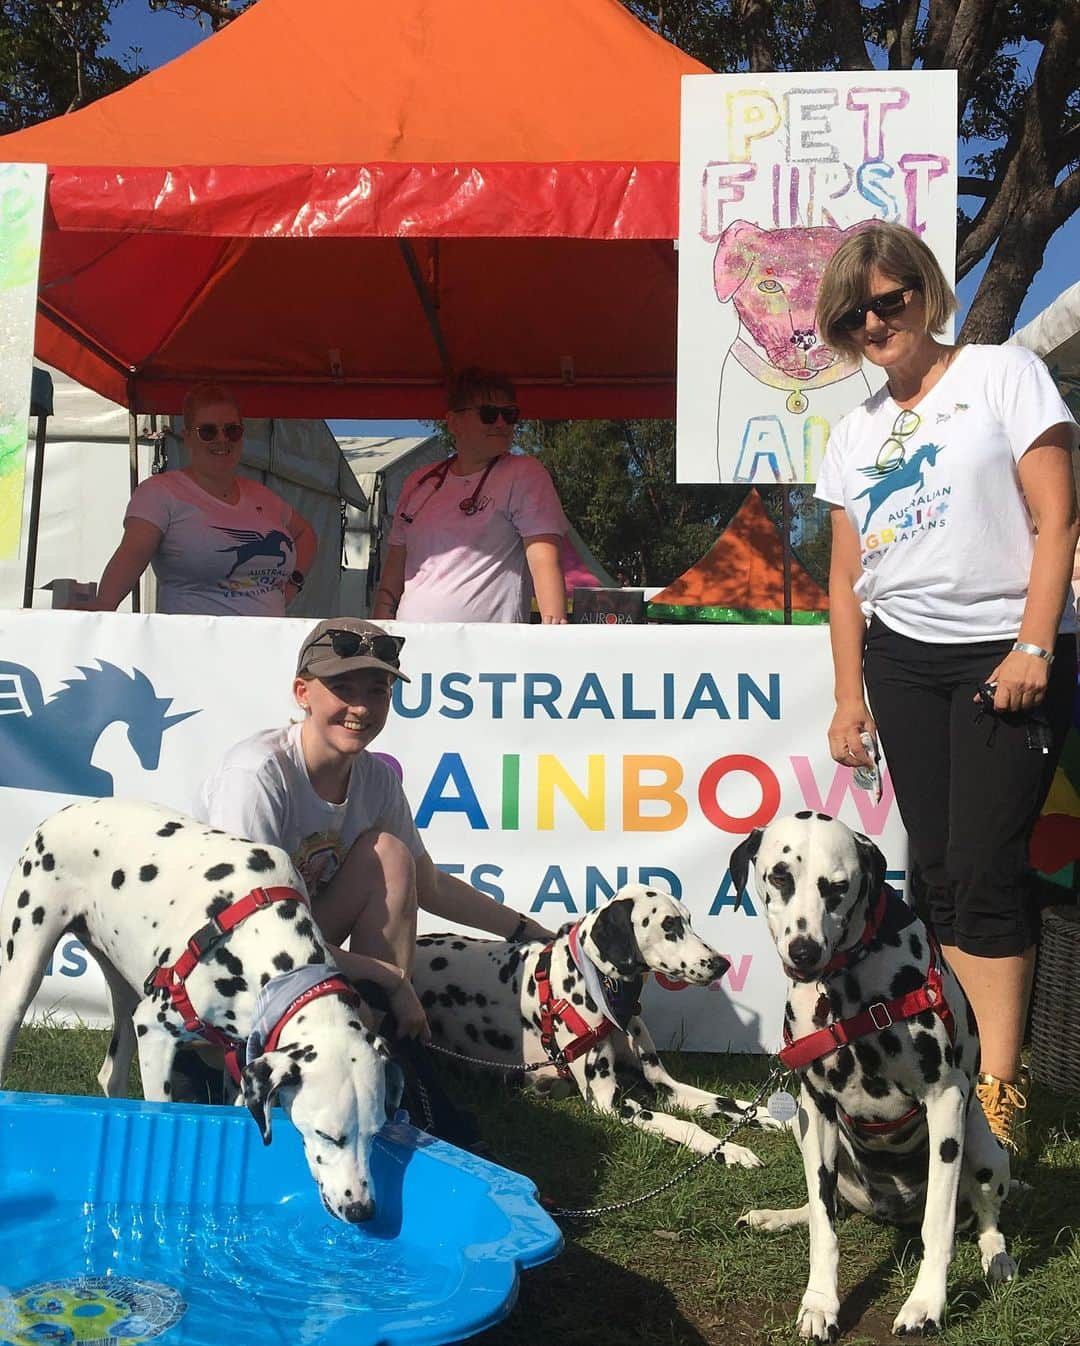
853, 832, 887, 902
589, 897, 643, 979
728, 829, 764, 900
241, 1051, 301, 1145
713, 220, 760, 302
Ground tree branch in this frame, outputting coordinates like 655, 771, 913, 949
922, 0, 959, 69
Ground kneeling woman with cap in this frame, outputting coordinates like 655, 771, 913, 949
197, 617, 550, 1038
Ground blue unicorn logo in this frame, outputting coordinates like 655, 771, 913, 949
0, 661, 198, 796
853, 442, 943, 532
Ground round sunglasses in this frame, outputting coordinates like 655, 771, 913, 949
834, 285, 920, 333
194, 421, 244, 443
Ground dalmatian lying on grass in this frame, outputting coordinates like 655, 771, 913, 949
411, 884, 783, 1166
0, 798, 401, 1224
729, 812, 1014, 1341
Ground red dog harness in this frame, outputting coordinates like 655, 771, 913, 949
144, 884, 358, 1083
778, 892, 957, 1135
534, 924, 642, 1079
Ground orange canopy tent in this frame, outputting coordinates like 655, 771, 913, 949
647, 488, 830, 623
0, 0, 706, 418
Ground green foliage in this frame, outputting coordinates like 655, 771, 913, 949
517, 419, 747, 587
0, 0, 142, 133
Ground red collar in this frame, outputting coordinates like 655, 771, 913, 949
145, 885, 357, 1082
778, 924, 956, 1133
789, 887, 888, 983
534, 926, 640, 1079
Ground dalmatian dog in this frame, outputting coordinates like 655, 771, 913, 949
411, 884, 781, 1166
0, 798, 400, 1224
729, 813, 1014, 1340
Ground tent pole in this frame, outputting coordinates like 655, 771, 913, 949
21, 412, 49, 608
397, 240, 453, 376
128, 409, 141, 612
781, 487, 792, 625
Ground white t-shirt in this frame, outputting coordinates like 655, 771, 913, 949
388, 452, 568, 622
126, 472, 296, 616
197, 722, 426, 898
816, 344, 1080, 642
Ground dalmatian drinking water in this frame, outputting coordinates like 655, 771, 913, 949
0, 798, 400, 1224
729, 812, 1015, 1340
411, 884, 781, 1166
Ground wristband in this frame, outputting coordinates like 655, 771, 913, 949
289, 569, 305, 591
1012, 641, 1054, 665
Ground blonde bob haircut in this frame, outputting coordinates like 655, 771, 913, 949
182, 382, 240, 429
816, 223, 957, 360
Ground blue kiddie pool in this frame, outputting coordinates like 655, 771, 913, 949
0, 1092, 562, 1346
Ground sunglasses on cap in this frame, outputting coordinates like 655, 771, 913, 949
194, 421, 244, 443
834, 285, 920, 333
458, 403, 521, 426
308, 629, 404, 665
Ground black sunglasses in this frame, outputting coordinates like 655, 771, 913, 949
461, 403, 520, 425
194, 421, 244, 443
834, 285, 920, 333
312, 629, 404, 665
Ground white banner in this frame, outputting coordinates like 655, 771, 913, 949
0, 162, 47, 559
676, 71, 957, 484
0, 611, 908, 1051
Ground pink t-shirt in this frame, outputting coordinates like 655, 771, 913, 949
388, 452, 568, 622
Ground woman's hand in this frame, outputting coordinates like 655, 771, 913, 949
827, 701, 877, 767
389, 974, 431, 1042
978, 650, 1051, 712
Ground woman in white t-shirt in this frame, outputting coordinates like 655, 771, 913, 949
814, 223, 1080, 1151
198, 617, 552, 1040
94, 382, 317, 616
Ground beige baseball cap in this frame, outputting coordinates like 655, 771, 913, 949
295, 617, 410, 682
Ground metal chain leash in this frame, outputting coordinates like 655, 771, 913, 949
425, 1040, 566, 1074
543, 1065, 792, 1220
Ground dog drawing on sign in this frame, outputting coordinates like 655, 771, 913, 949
0, 798, 402, 1224
729, 813, 1014, 1341
411, 885, 783, 1165
713, 220, 876, 483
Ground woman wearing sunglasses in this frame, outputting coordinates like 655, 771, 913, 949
92, 382, 316, 615
814, 222, 1079, 1151
372, 367, 569, 624
198, 617, 552, 1041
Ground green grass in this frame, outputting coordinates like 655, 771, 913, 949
6, 1027, 1080, 1346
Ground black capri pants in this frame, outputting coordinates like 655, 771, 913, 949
863, 615, 1077, 958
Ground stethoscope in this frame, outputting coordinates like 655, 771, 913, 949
398, 453, 504, 524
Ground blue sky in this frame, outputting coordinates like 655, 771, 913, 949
103, 0, 1077, 437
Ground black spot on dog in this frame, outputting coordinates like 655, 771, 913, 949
974, 1166, 992, 1183
21, 861, 31, 878
661, 914, 686, 942
215, 947, 244, 976
890, 964, 925, 999
475, 993, 487, 1007
795, 810, 812, 819
827, 1046, 855, 1092
215, 976, 247, 997
5, 939, 12, 959
34, 833, 44, 854
11, 918, 20, 935
853, 1041, 882, 1076
465, 1023, 479, 1042
16, 891, 29, 908
817, 1163, 837, 1221
247, 848, 275, 872
862, 1075, 891, 1099
996, 1182, 1005, 1197
429, 956, 448, 971
136, 1024, 147, 1037
205, 863, 234, 881
41, 853, 55, 872
111, 869, 125, 889
797, 1106, 809, 1140
157, 821, 184, 837
908, 932, 924, 962
498, 951, 521, 984
273, 952, 295, 972
914, 1032, 942, 1084
206, 896, 230, 918
295, 917, 315, 939
768, 864, 795, 902
31, 907, 45, 926
139, 864, 158, 882
276, 901, 300, 921
879, 1028, 902, 1057
481, 1028, 513, 1052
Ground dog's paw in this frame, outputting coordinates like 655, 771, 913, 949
713, 1141, 763, 1169
984, 1250, 1017, 1283
797, 1292, 839, 1342
736, 1206, 797, 1232
892, 1294, 943, 1336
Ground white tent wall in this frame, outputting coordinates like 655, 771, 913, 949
338, 434, 442, 615
0, 366, 367, 617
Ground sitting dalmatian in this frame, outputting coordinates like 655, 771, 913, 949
411, 884, 781, 1166
729, 813, 1014, 1340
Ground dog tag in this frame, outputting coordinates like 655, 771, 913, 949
766, 1090, 798, 1124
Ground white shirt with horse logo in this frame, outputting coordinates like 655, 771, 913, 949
126, 472, 296, 616
816, 344, 1079, 642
